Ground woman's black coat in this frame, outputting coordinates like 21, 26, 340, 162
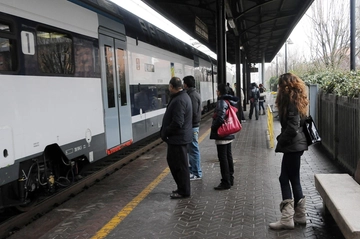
210, 94, 239, 140
275, 103, 308, 153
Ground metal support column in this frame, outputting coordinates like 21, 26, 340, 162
262, 53, 265, 85
242, 54, 247, 111
350, 0, 356, 71
216, 0, 226, 84
235, 36, 244, 120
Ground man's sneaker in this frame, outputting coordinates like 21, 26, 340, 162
190, 174, 201, 180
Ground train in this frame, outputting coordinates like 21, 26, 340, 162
0, 0, 235, 210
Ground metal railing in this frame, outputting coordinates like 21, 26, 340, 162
317, 91, 360, 175
267, 104, 275, 148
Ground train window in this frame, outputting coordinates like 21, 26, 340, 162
148, 24, 158, 46
74, 38, 100, 77
166, 34, 177, 54
0, 21, 17, 72
0, 38, 13, 71
156, 30, 168, 49
130, 84, 168, 116
0, 22, 10, 31
116, 48, 127, 106
36, 27, 74, 75
176, 39, 184, 55
139, 20, 150, 42
104, 45, 115, 108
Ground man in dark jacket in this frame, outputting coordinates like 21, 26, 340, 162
183, 75, 202, 180
160, 77, 193, 199
249, 82, 260, 120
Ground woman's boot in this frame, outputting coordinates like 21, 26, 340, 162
269, 199, 294, 230
294, 197, 306, 224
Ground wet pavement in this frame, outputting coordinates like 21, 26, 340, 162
8, 107, 347, 239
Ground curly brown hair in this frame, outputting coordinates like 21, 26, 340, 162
275, 73, 309, 118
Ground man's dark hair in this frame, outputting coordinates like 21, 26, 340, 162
169, 77, 183, 89
183, 75, 195, 88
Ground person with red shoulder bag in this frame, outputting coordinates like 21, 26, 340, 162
209, 83, 239, 190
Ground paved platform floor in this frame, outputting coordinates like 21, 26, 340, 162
9, 110, 347, 239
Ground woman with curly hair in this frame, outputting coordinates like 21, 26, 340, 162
269, 73, 309, 230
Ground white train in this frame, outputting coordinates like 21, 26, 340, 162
0, 0, 235, 210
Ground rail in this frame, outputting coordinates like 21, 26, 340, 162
267, 104, 275, 148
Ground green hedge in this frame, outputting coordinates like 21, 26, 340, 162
300, 71, 360, 98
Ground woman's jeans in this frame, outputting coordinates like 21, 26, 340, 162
216, 143, 234, 187
279, 151, 304, 203
259, 101, 265, 112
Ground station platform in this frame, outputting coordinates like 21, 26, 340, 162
9, 108, 347, 239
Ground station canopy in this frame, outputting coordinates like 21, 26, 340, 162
142, 0, 314, 64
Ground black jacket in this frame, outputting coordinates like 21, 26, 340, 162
249, 86, 260, 102
210, 94, 239, 140
160, 90, 193, 145
186, 87, 202, 128
275, 103, 308, 153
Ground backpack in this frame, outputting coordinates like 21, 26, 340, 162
251, 88, 259, 100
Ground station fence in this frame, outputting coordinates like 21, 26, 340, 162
317, 90, 360, 175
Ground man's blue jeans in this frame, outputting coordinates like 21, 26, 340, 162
188, 127, 202, 177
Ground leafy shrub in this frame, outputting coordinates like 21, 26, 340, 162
300, 71, 360, 98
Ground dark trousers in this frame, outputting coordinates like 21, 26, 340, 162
216, 143, 234, 187
259, 101, 265, 113
249, 101, 259, 120
238, 105, 245, 121
279, 151, 304, 203
167, 144, 190, 196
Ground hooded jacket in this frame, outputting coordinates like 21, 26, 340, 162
210, 94, 239, 140
275, 103, 308, 153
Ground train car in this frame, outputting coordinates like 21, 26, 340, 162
0, 0, 234, 210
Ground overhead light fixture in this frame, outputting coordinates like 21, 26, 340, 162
228, 18, 236, 29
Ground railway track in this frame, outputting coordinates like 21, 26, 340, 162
0, 135, 163, 239
0, 111, 214, 239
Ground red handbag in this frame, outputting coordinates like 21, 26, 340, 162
217, 100, 242, 137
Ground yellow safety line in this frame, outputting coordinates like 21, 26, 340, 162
267, 105, 275, 148
91, 128, 211, 239
91, 167, 170, 239
199, 128, 211, 143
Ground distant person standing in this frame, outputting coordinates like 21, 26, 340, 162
160, 77, 193, 199
226, 82, 235, 96
210, 83, 239, 190
269, 73, 309, 230
248, 82, 260, 120
259, 84, 266, 115
234, 82, 246, 122
183, 75, 202, 180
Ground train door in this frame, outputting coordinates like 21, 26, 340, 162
99, 34, 132, 150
